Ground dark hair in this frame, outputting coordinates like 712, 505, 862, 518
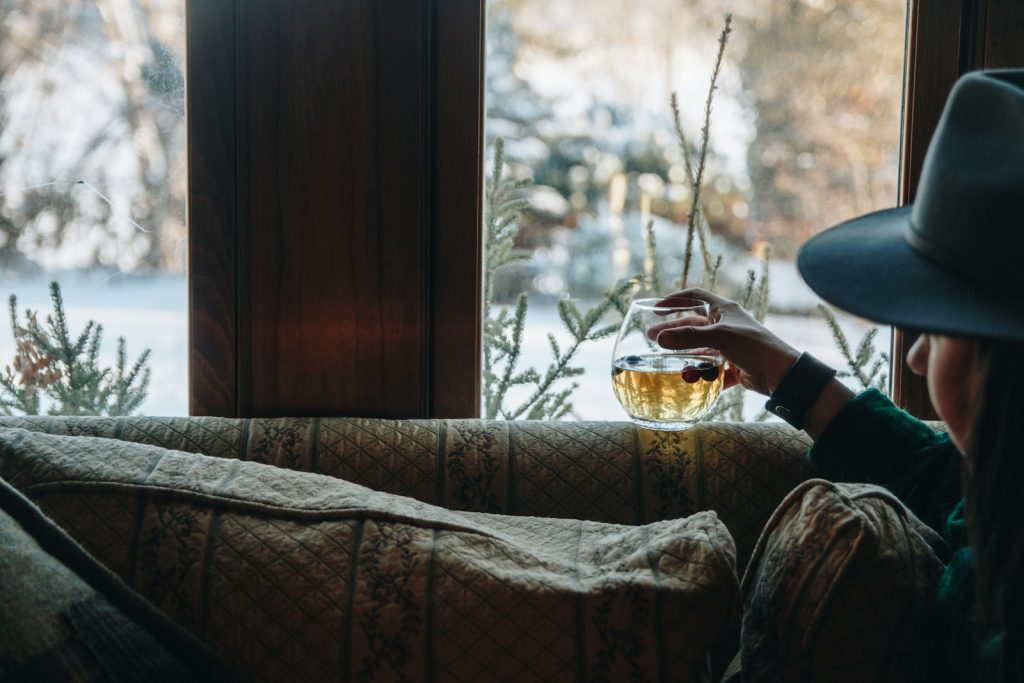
966, 340, 1024, 681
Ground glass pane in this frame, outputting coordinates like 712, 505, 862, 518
483, 0, 904, 420
0, 0, 186, 416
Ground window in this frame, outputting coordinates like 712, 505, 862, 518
482, 0, 906, 421
0, 0, 187, 416
183, 0, 1021, 420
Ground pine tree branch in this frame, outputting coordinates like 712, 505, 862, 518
490, 294, 529, 419
2, 295, 42, 415
4, 283, 151, 416
679, 13, 732, 289
643, 218, 661, 292
817, 304, 886, 390
754, 245, 772, 323
707, 255, 724, 291
670, 93, 714, 274
739, 270, 756, 308
506, 279, 633, 420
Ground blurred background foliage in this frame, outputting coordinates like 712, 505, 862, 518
0, 0, 903, 295
486, 0, 904, 306
0, 0, 185, 276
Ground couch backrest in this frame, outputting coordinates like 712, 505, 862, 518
0, 416, 817, 568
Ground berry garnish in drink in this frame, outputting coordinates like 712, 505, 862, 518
682, 361, 720, 383
697, 361, 720, 381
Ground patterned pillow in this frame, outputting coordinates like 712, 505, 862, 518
0, 428, 742, 682
0, 477, 240, 682
739, 479, 948, 682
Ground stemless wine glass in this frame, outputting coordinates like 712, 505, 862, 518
611, 298, 724, 430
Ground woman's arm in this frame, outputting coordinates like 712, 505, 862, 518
652, 288, 961, 532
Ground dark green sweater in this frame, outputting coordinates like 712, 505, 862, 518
807, 389, 1002, 681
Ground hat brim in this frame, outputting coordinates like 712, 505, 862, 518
797, 206, 1024, 342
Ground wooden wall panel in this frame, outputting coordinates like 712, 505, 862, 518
189, 0, 484, 418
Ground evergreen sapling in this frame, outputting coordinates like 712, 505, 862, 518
482, 139, 635, 420
1, 282, 151, 416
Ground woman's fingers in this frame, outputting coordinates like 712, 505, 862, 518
656, 288, 733, 309
656, 324, 727, 351
646, 314, 712, 339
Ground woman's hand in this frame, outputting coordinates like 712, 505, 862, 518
649, 288, 801, 397
652, 288, 854, 438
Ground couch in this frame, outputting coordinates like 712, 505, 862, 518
0, 416, 944, 682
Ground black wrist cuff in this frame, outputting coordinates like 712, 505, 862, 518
764, 352, 837, 430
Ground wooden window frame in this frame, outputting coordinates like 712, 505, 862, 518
187, 0, 1023, 419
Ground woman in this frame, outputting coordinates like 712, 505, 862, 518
656, 69, 1023, 680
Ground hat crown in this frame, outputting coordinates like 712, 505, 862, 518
908, 71, 1024, 292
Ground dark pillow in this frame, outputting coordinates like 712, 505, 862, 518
0, 475, 242, 682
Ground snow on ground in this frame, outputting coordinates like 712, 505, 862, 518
0, 272, 890, 420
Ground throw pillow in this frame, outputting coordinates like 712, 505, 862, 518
0, 476, 241, 682
739, 479, 948, 682
0, 427, 742, 682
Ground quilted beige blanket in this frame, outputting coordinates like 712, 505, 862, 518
0, 428, 741, 682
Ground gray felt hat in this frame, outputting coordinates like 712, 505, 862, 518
797, 69, 1024, 342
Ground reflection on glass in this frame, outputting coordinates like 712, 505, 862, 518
484, 0, 904, 420
0, 0, 186, 416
